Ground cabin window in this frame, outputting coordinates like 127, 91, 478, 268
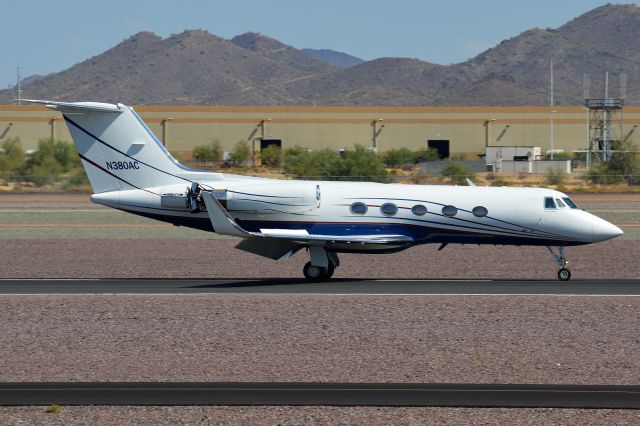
544, 197, 556, 209
411, 204, 427, 216
472, 206, 488, 217
442, 205, 458, 217
562, 197, 579, 209
350, 202, 368, 215
380, 203, 398, 216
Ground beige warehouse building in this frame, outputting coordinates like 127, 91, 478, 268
1, 104, 638, 159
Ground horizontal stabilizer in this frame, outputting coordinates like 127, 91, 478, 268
19, 99, 123, 113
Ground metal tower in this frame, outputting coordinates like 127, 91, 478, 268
584, 72, 625, 166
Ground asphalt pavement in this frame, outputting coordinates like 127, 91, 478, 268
0, 278, 639, 294
1, 382, 640, 408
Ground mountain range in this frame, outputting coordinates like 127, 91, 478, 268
3, 4, 640, 106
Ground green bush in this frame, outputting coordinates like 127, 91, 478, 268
380, 148, 415, 167
585, 163, 622, 184
284, 145, 388, 181
192, 139, 222, 161
450, 152, 467, 160
228, 140, 251, 164
284, 147, 341, 178
0, 138, 26, 177
260, 145, 282, 168
545, 168, 566, 186
28, 138, 78, 173
29, 156, 64, 186
331, 145, 389, 181
413, 147, 440, 163
441, 162, 475, 185
544, 151, 572, 160
584, 140, 640, 184
380, 147, 439, 167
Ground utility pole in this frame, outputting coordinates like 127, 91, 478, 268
550, 59, 554, 160
16, 67, 22, 105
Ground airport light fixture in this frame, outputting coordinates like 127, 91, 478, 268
485, 118, 496, 148
161, 118, 173, 147
372, 118, 384, 149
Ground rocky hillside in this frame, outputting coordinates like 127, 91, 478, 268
301, 48, 364, 68
4, 4, 640, 105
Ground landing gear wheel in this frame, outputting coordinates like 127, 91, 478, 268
323, 263, 335, 279
557, 268, 571, 281
303, 262, 323, 281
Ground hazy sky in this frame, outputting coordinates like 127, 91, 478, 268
1, 0, 634, 89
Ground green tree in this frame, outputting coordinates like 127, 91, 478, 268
192, 138, 223, 162
284, 147, 341, 178
260, 144, 282, 168
0, 138, 27, 177
28, 139, 78, 173
441, 162, 475, 185
228, 140, 251, 164
330, 145, 389, 181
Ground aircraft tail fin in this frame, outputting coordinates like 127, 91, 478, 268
21, 99, 188, 194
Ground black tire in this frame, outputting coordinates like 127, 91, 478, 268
558, 268, 571, 281
323, 263, 335, 279
303, 262, 322, 281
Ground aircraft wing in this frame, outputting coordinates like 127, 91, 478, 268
201, 192, 412, 259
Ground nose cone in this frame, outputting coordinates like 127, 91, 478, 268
592, 219, 624, 242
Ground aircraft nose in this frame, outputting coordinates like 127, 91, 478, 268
592, 220, 624, 242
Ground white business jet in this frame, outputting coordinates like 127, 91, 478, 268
24, 100, 622, 281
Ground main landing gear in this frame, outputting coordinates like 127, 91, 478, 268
302, 246, 339, 281
547, 246, 571, 281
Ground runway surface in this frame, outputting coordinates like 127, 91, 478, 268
1, 382, 640, 408
0, 278, 639, 295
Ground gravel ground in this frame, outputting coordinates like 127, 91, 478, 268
0, 238, 638, 279
1, 295, 638, 384
1, 295, 640, 424
1, 406, 639, 425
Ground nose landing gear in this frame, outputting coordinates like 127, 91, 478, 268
547, 246, 571, 281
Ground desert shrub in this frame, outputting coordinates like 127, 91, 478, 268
380, 148, 415, 167
441, 162, 475, 185
260, 145, 282, 168
585, 163, 621, 184
28, 138, 78, 173
584, 140, 640, 184
545, 167, 566, 186
284, 145, 388, 181
192, 138, 222, 161
544, 151, 572, 160
284, 147, 341, 178
228, 140, 251, 164
0, 138, 26, 177
330, 145, 389, 182
450, 152, 467, 160
413, 147, 440, 163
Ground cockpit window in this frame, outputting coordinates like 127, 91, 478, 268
556, 198, 567, 208
562, 197, 579, 209
544, 197, 556, 209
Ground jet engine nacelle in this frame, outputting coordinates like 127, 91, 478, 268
225, 182, 321, 214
